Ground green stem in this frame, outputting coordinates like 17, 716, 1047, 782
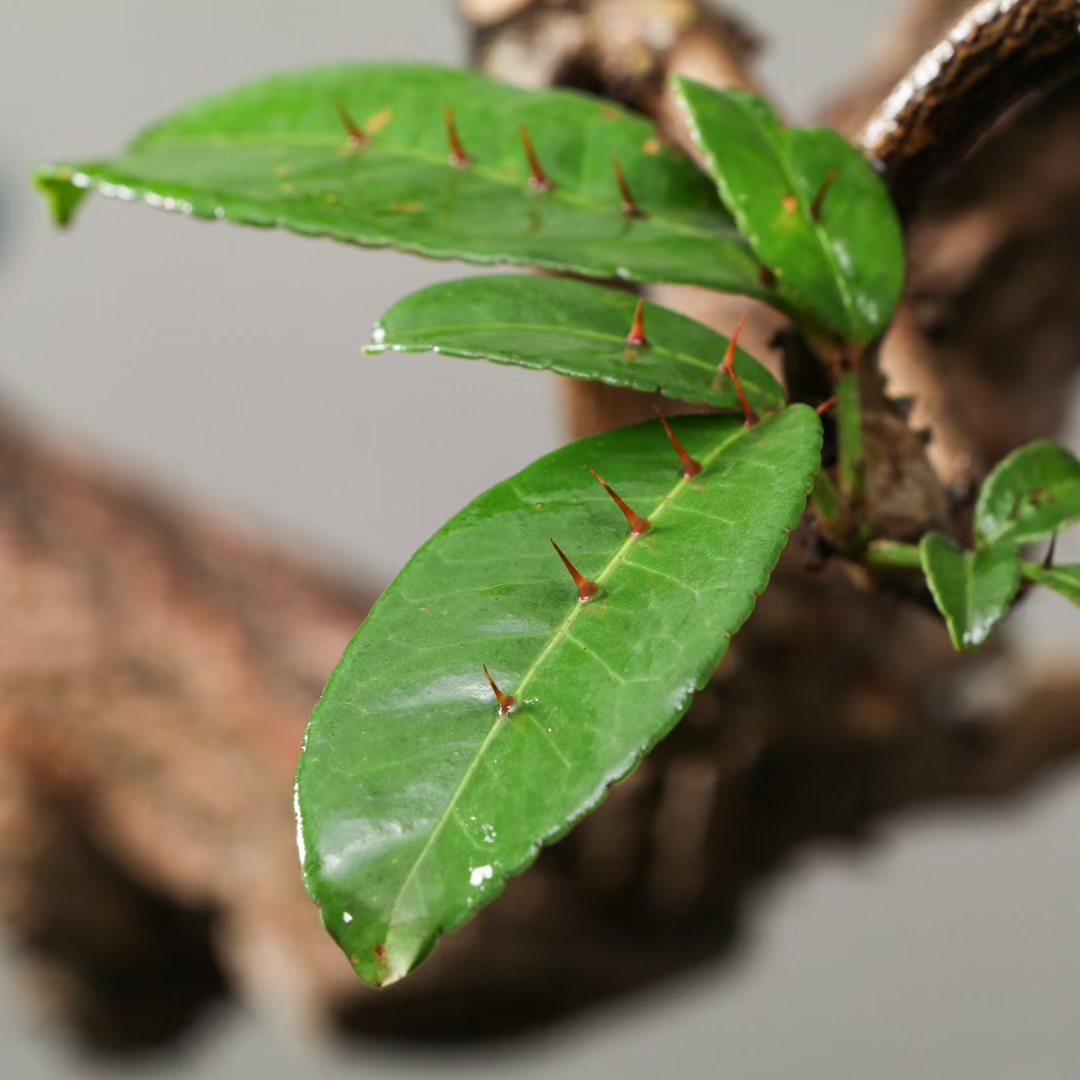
835, 368, 863, 506
810, 468, 843, 531
864, 540, 923, 570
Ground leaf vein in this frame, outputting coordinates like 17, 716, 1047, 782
381, 422, 748, 940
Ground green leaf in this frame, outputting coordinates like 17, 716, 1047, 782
919, 533, 1021, 651
296, 407, 821, 987
35, 63, 768, 297
367, 274, 785, 413
974, 441, 1080, 547
672, 78, 904, 345
1022, 562, 1080, 608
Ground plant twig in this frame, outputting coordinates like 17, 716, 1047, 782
860, 0, 1080, 219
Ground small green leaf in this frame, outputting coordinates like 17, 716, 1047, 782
296, 407, 821, 987
1022, 562, 1080, 608
672, 78, 904, 345
35, 63, 768, 297
919, 533, 1021, 650
974, 441, 1080, 547
367, 275, 785, 413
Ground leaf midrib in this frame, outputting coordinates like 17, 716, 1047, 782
679, 82, 857, 339
85, 134, 749, 250
748, 115, 856, 340
373, 319, 744, 380
383, 420, 750, 946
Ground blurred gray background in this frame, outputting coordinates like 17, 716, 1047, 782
3, 1, 1080, 1077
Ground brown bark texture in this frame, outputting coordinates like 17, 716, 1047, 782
4, 0, 1080, 1053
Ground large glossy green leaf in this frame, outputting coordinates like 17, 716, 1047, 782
1022, 562, 1080, 608
672, 78, 904, 345
296, 407, 821, 987
367, 275, 785, 412
35, 64, 769, 297
974, 441, 1080, 547
920, 533, 1020, 650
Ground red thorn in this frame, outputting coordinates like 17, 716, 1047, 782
373, 943, 387, 962
483, 666, 516, 716
444, 104, 472, 167
519, 126, 554, 192
613, 157, 644, 217
1043, 533, 1058, 570
815, 395, 837, 416
782, 193, 798, 214
720, 317, 759, 426
550, 540, 598, 602
758, 265, 777, 289
811, 167, 839, 222
588, 468, 650, 536
625, 298, 649, 347
655, 406, 701, 479
335, 101, 367, 148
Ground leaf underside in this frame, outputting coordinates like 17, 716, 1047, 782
673, 78, 904, 345
296, 407, 821, 987
367, 274, 785, 413
974, 440, 1080, 547
920, 532, 1020, 650
35, 64, 769, 297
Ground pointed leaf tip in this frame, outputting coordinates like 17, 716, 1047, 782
40, 64, 766, 294
33, 168, 90, 228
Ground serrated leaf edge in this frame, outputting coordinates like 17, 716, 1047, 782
361, 408, 822, 984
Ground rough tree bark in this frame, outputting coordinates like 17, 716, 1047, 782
3, 0, 1080, 1052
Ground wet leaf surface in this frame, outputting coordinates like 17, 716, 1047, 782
36, 64, 767, 296
673, 78, 904, 344
368, 275, 785, 413
920, 533, 1020, 650
296, 408, 821, 987
975, 441, 1080, 547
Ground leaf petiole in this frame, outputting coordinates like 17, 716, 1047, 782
863, 540, 923, 570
